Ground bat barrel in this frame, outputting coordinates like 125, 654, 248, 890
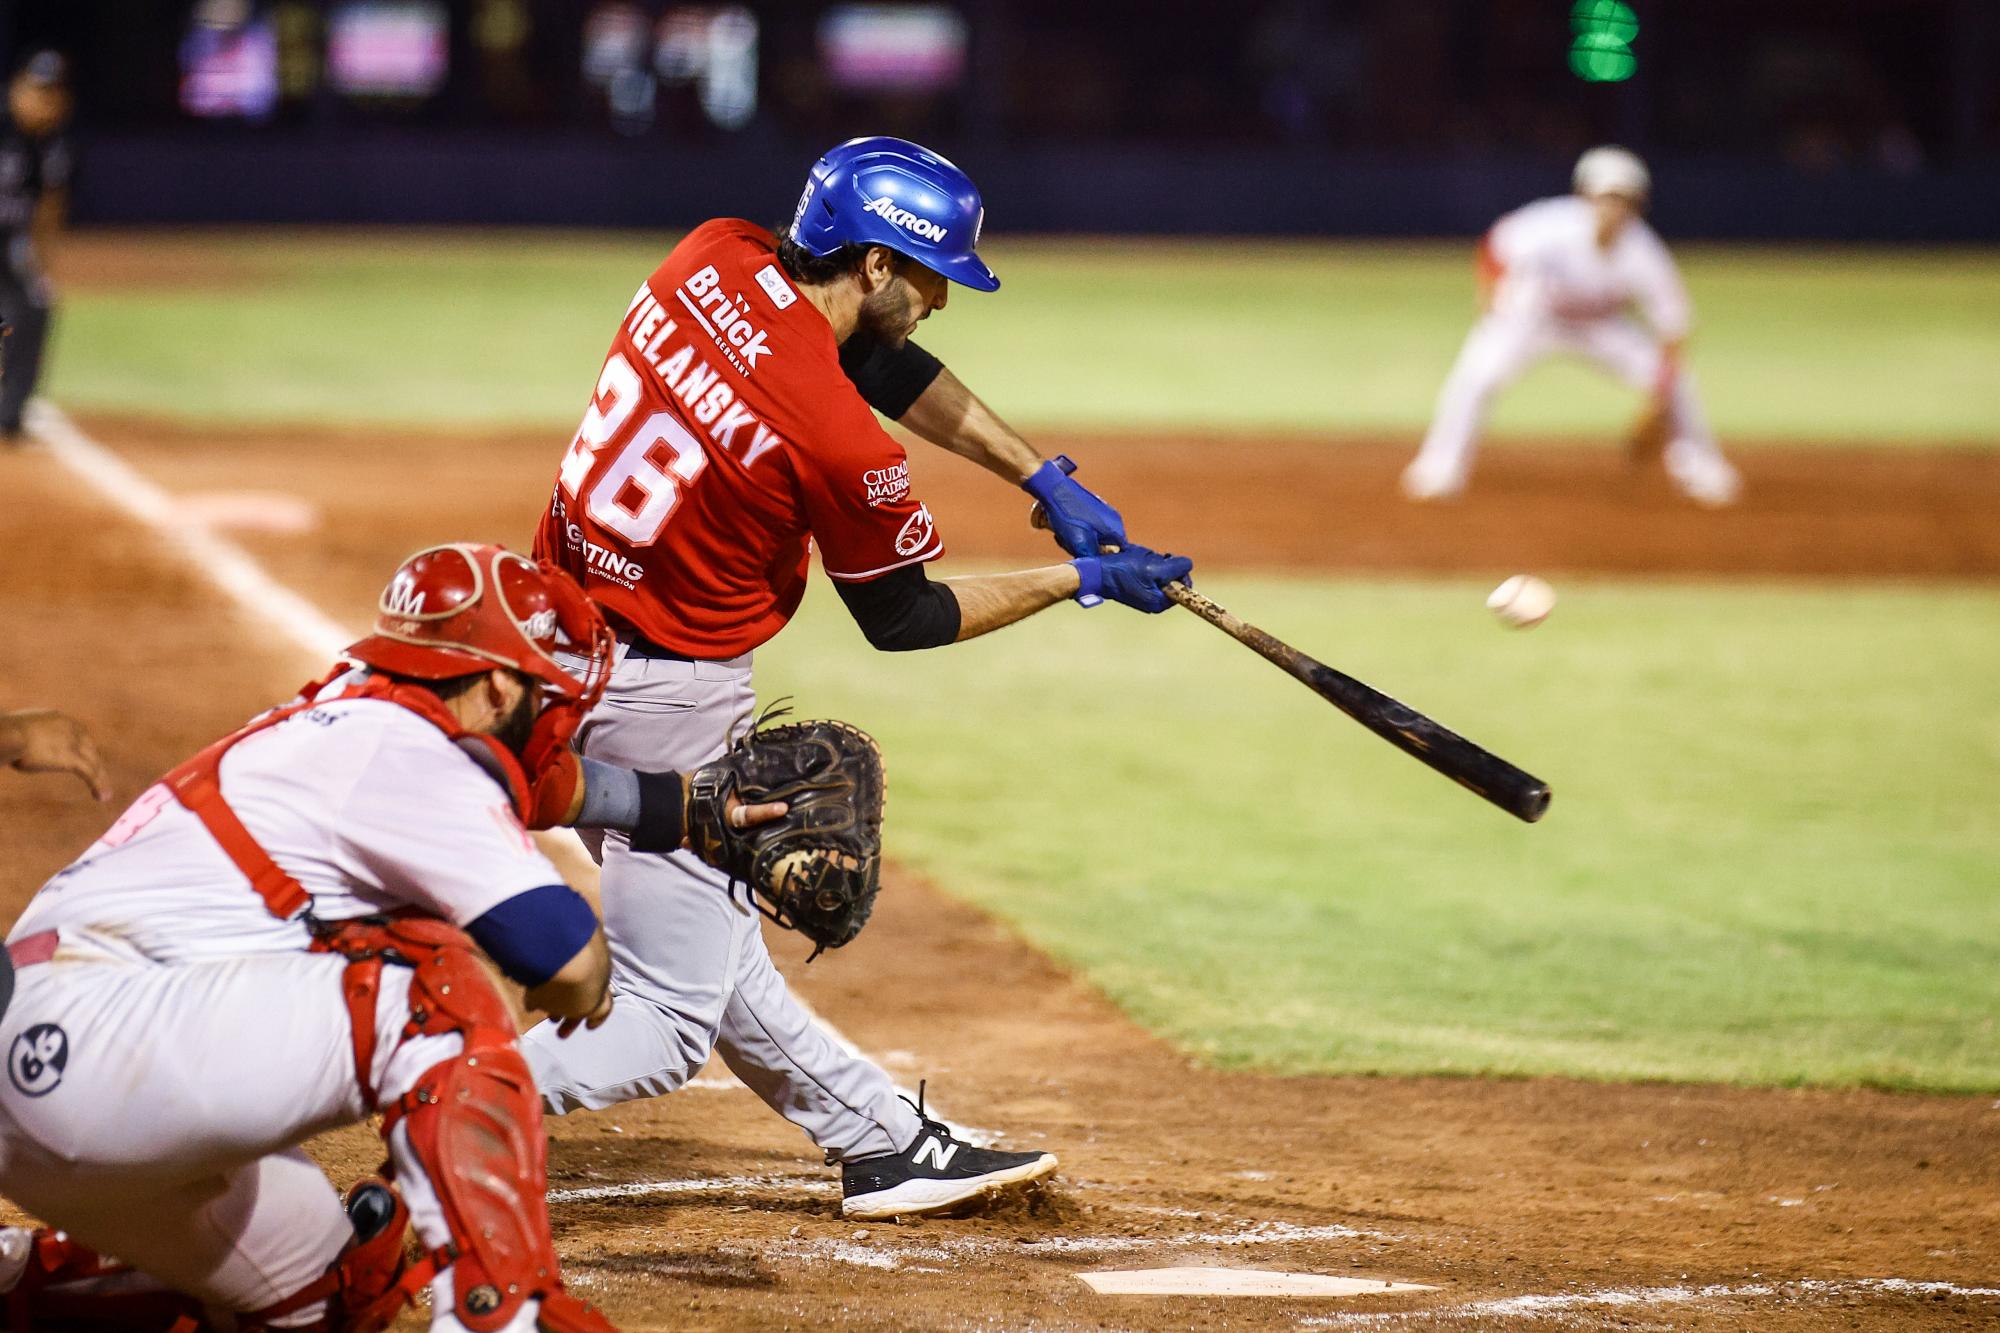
1355, 693, 1553, 823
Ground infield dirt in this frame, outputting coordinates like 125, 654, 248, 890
1, 419, 1995, 1330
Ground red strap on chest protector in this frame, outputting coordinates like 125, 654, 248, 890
163, 672, 535, 922
165, 699, 321, 919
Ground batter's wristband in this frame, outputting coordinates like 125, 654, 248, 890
1071, 556, 1104, 607
1022, 455, 1080, 502
630, 769, 688, 853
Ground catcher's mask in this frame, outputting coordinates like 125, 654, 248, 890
345, 543, 613, 762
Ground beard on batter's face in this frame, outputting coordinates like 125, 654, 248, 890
855, 273, 922, 348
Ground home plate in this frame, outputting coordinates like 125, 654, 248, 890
1080, 1268, 1436, 1297
177, 491, 321, 535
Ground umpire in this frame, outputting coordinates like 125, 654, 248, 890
0, 51, 70, 442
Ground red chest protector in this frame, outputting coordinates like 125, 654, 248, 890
161, 671, 538, 922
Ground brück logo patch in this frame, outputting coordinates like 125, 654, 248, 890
10, 1023, 69, 1097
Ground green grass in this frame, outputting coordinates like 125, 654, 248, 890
757, 576, 2000, 1091
48, 229, 2000, 1090
51, 232, 2000, 442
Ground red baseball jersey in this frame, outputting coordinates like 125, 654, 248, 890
534, 219, 943, 658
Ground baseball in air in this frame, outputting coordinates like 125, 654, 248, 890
1487, 575, 1556, 629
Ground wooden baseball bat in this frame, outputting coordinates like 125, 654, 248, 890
1161, 580, 1551, 823
1034, 501, 1550, 821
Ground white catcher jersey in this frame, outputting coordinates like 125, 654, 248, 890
1487, 196, 1692, 339
10, 697, 562, 964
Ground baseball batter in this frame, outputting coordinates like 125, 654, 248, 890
527, 136, 1189, 1219
0, 545, 793, 1331
1400, 146, 1742, 506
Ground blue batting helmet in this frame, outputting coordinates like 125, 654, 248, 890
788, 136, 999, 292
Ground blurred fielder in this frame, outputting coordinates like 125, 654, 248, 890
1401, 146, 1742, 506
0, 51, 70, 442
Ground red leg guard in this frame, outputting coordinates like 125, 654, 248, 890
242, 1177, 416, 1333
327, 1178, 413, 1332
1, 1229, 213, 1332
396, 1044, 563, 1331
315, 918, 617, 1332
535, 1290, 621, 1333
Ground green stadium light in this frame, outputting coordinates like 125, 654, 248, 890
1569, 0, 1639, 83
1570, 32, 1638, 82
1571, 0, 1638, 43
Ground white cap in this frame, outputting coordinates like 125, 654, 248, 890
1573, 145, 1650, 201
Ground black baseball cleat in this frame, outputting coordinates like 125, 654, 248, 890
840, 1082, 1058, 1220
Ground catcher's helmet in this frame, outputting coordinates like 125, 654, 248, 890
788, 136, 999, 292
345, 543, 612, 711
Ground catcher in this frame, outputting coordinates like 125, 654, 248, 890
0, 543, 877, 1331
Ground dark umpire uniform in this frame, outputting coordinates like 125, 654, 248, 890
0, 52, 71, 439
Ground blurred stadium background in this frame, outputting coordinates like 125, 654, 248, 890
13, 0, 2000, 235
4, 0, 1998, 1096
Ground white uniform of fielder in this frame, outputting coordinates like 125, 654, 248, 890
1401, 146, 1742, 506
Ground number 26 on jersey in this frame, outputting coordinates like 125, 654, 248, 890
557, 352, 709, 546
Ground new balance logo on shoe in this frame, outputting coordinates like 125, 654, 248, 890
911, 1136, 960, 1172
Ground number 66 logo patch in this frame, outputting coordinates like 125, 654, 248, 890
10, 1023, 70, 1097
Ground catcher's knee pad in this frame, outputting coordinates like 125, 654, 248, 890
1, 1228, 211, 1332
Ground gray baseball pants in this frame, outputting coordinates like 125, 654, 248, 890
518, 647, 921, 1163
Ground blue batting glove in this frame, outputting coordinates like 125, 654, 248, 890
1023, 455, 1127, 558
1071, 544, 1193, 614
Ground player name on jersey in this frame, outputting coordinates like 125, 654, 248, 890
621, 278, 787, 462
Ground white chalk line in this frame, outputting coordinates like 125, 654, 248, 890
30, 399, 985, 1145
27, 400, 351, 666
550, 1173, 837, 1204
747, 1220, 1394, 1274
1298, 1277, 2000, 1326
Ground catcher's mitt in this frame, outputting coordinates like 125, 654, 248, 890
687, 705, 884, 958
